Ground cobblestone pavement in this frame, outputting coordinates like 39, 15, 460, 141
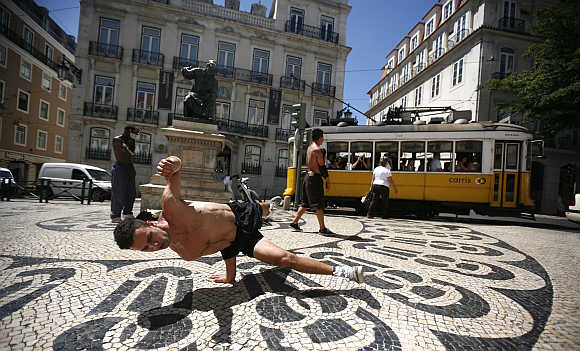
1, 199, 579, 350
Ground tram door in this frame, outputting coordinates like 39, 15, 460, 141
491, 142, 520, 208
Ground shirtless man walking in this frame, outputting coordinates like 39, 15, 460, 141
289, 128, 334, 234
113, 155, 364, 284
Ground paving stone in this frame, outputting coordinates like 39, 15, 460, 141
0, 200, 579, 350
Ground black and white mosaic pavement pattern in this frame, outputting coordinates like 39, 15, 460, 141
0, 203, 559, 350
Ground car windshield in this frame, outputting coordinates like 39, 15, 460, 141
0, 170, 13, 179
87, 169, 112, 181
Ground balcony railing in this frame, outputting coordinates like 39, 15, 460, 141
83, 102, 118, 119
311, 83, 336, 97
132, 49, 164, 67
280, 76, 305, 91
168, 113, 217, 126
275, 128, 292, 142
241, 163, 262, 175
85, 148, 111, 161
491, 72, 511, 80
428, 48, 446, 64
1, 24, 60, 71
89, 41, 123, 60
399, 74, 410, 85
217, 119, 268, 138
448, 29, 470, 50
217, 65, 235, 78
275, 166, 287, 177
498, 17, 526, 33
235, 68, 273, 86
284, 20, 339, 44
127, 108, 159, 125
133, 153, 152, 164
413, 63, 425, 75
173, 56, 200, 70
182, 0, 274, 30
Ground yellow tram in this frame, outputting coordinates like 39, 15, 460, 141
283, 122, 543, 218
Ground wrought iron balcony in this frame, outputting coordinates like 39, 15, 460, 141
89, 41, 123, 60
0, 25, 60, 72
284, 20, 339, 44
173, 56, 200, 70
311, 83, 336, 97
83, 102, 118, 119
498, 17, 526, 33
167, 113, 217, 126
85, 148, 111, 161
448, 29, 470, 50
399, 74, 410, 85
217, 119, 268, 138
241, 163, 262, 175
217, 65, 235, 78
280, 76, 305, 91
132, 49, 164, 67
275, 166, 287, 177
428, 48, 446, 64
235, 68, 273, 86
127, 108, 159, 125
491, 72, 511, 80
275, 128, 292, 142
133, 153, 152, 164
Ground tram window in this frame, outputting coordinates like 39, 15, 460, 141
289, 141, 295, 167
401, 141, 425, 172
375, 141, 398, 171
327, 142, 348, 169
427, 141, 452, 172
506, 144, 518, 170
351, 142, 372, 170
494, 144, 503, 170
456, 141, 482, 172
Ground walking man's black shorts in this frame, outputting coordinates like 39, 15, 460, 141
301, 174, 325, 211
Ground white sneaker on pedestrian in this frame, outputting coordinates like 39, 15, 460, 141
333, 265, 365, 283
111, 217, 121, 224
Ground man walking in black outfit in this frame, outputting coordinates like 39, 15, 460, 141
290, 128, 334, 234
110, 126, 139, 223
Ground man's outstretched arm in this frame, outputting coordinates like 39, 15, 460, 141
157, 156, 185, 215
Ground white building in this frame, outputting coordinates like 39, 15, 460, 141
68, 0, 351, 198
366, 0, 579, 215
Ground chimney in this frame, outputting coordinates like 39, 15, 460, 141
225, 0, 240, 10
251, 2, 267, 17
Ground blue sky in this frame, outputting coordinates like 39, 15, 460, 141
39, 0, 438, 124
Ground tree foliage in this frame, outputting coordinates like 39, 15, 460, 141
487, 1, 580, 137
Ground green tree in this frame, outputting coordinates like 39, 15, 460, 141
487, 1, 580, 137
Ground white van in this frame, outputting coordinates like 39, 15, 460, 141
37, 163, 112, 202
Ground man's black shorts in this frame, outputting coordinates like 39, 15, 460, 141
220, 201, 264, 260
301, 173, 325, 211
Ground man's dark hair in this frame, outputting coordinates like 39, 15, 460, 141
114, 218, 147, 249
312, 128, 323, 141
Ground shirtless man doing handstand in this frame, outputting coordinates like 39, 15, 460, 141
113, 156, 364, 284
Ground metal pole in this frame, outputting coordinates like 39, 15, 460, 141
293, 129, 304, 210
87, 180, 93, 205
80, 179, 86, 204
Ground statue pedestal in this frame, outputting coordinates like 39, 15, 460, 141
140, 123, 231, 211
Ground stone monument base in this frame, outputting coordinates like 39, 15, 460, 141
139, 124, 231, 211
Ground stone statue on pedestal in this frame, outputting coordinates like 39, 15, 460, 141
181, 60, 218, 119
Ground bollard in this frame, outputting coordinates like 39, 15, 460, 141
38, 179, 49, 203
80, 179, 87, 204
87, 179, 93, 205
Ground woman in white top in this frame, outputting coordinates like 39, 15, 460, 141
367, 155, 398, 219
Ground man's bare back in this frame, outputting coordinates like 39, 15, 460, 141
162, 199, 237, 261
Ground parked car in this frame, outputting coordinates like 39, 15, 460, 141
565, 193, 580, 224
0, 167, 17, 196
37, 163, 112, 202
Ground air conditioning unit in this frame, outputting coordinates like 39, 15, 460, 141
155, 144, 167, 153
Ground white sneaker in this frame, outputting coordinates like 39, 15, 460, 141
333, 265, 365, 283
111, 217, 121, 224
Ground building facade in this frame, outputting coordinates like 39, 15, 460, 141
0, 0, 81, 184
366, 0, 578, 215
69, 0, 351, 199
